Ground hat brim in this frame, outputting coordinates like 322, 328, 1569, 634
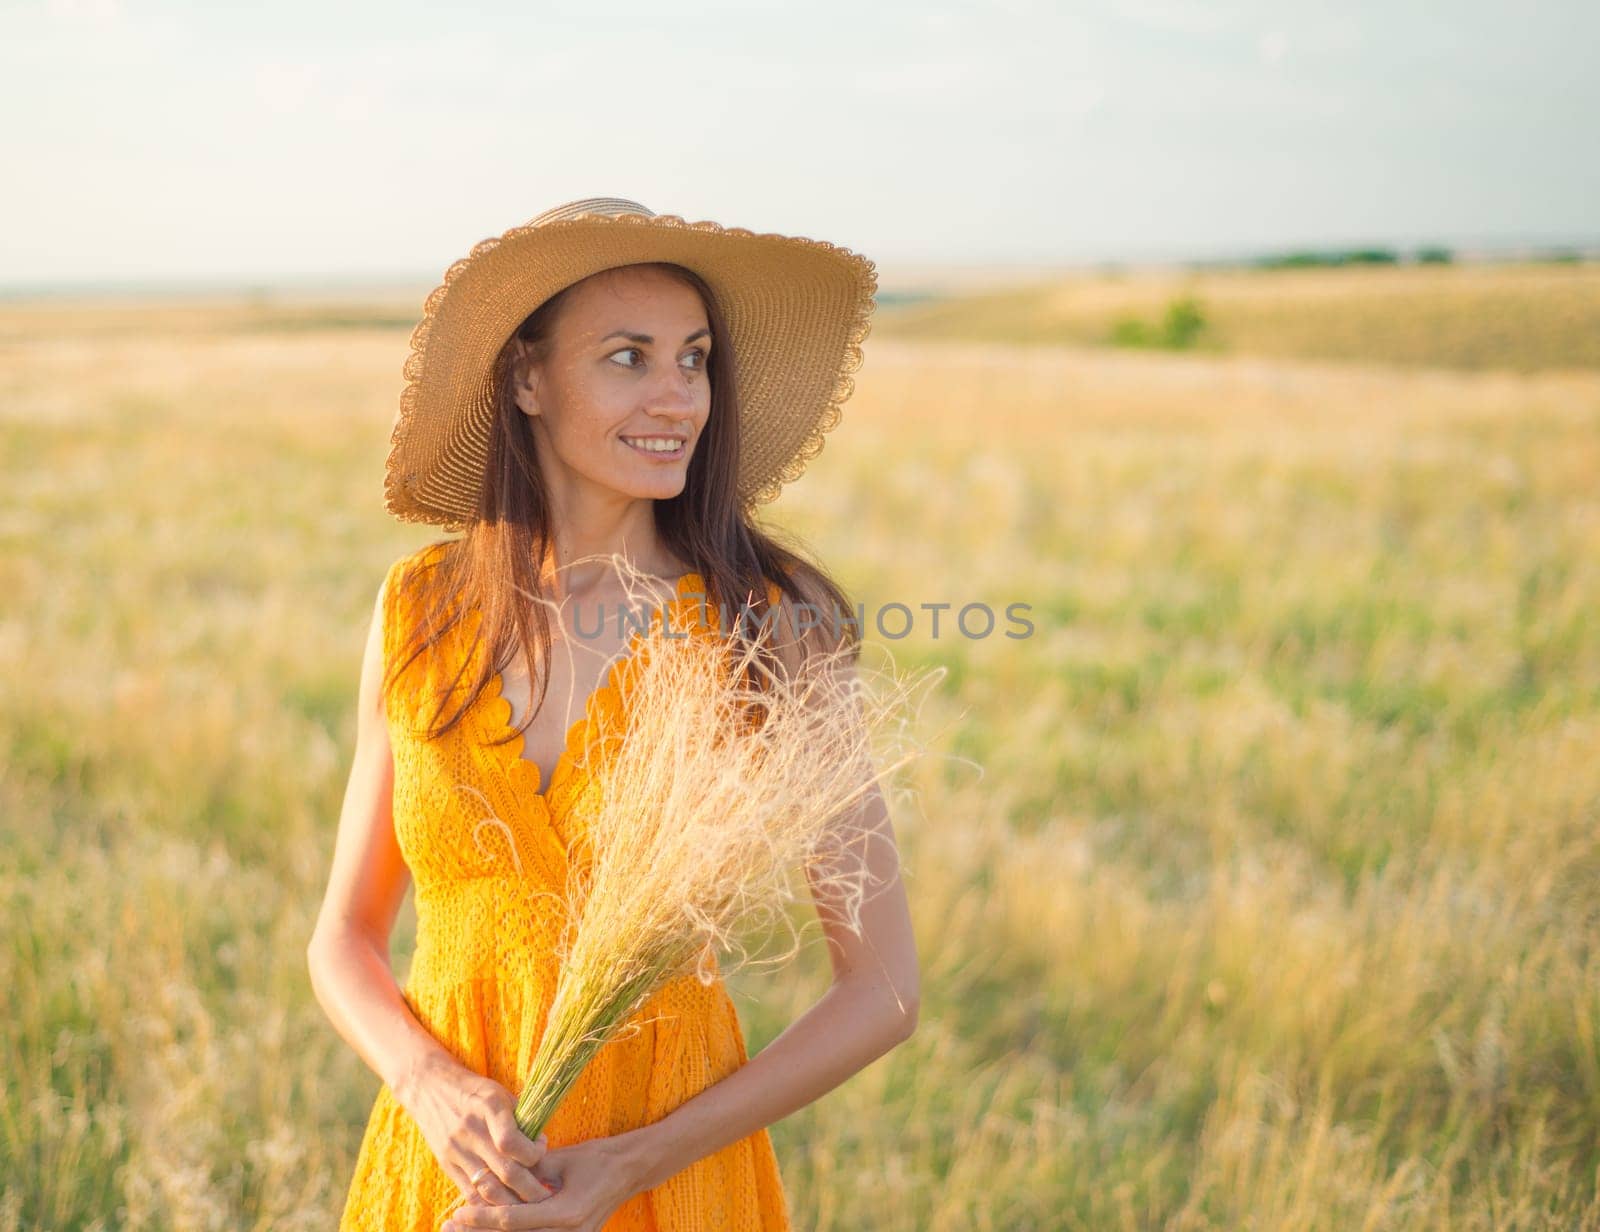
385, 210, 877, 530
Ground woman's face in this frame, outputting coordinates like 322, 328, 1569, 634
515, 264, 712, 503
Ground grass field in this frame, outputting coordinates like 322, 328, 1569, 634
874, 261, 1600, 374
3, 264, 1599, 1229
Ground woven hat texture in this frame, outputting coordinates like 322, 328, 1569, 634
385, 197, 878, 529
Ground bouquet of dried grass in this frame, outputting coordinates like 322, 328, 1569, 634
441, 558, 935, 1216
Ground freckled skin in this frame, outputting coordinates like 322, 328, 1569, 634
514, 265, 712, 507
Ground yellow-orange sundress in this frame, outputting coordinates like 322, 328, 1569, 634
338, 542, 792, 1231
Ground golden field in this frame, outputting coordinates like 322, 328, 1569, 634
876, 260, 1600, 373
2, 263, 1599, 1229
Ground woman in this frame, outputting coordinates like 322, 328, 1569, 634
307, 198, 921, 1232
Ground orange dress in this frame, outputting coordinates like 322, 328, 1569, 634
339, 542, 792, 1231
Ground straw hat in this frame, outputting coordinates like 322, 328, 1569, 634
383, 197, 878, 530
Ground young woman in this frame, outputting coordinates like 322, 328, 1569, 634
307, 199, 921, 1232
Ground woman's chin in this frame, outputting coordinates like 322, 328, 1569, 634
601, 472, 688, 502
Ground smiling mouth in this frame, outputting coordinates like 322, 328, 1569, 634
621, 435, 687, 459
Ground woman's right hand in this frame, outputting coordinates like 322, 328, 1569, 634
396, 1051, 556, 1206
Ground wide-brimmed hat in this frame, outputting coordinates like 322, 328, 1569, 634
383, 196, 878, 529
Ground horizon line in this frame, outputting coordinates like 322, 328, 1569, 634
3, 235, 1597, 301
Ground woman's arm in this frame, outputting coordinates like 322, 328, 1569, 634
618, 776, 919, 1197
615, 581, 922, 1198
307, 578, 552, 1206
304, 577, 453, 1104
312, 900, 551, 1204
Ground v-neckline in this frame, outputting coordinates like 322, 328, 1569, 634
478, 570, 702, 807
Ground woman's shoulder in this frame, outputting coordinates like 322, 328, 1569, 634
382, 539, 456, 604
764, 557, 834, 617
378, 539, 462, 664
760, 559, 858, 675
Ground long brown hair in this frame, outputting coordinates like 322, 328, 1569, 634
382, 260, 861, 746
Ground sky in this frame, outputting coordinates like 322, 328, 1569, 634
2, 0, 1595, 288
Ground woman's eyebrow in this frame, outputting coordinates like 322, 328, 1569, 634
599, 328, 712, 345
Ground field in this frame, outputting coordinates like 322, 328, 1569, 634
876, 260, 1600, 373
3, 263, 1599, 1229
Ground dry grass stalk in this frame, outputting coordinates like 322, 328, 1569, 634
441, 556, 937, 1214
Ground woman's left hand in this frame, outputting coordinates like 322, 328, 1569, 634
442, 1133, 645, 1232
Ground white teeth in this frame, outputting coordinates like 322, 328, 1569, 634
623, 437, 684, 453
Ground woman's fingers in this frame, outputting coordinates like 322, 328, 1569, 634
446, 1192, 573, 1230
464, 1146, 546, 1206
447, 1136, 521, 1206
490, 1115, 548, 1168
446, 1155, 484, 1199
456, 1156, 523, 1207
483, 1115, 553, 1201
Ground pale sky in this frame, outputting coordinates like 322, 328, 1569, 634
3, 0, 1595, 288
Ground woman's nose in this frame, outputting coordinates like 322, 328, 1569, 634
647, 364, 700, 412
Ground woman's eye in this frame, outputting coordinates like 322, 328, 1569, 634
607, 346, 707, 371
